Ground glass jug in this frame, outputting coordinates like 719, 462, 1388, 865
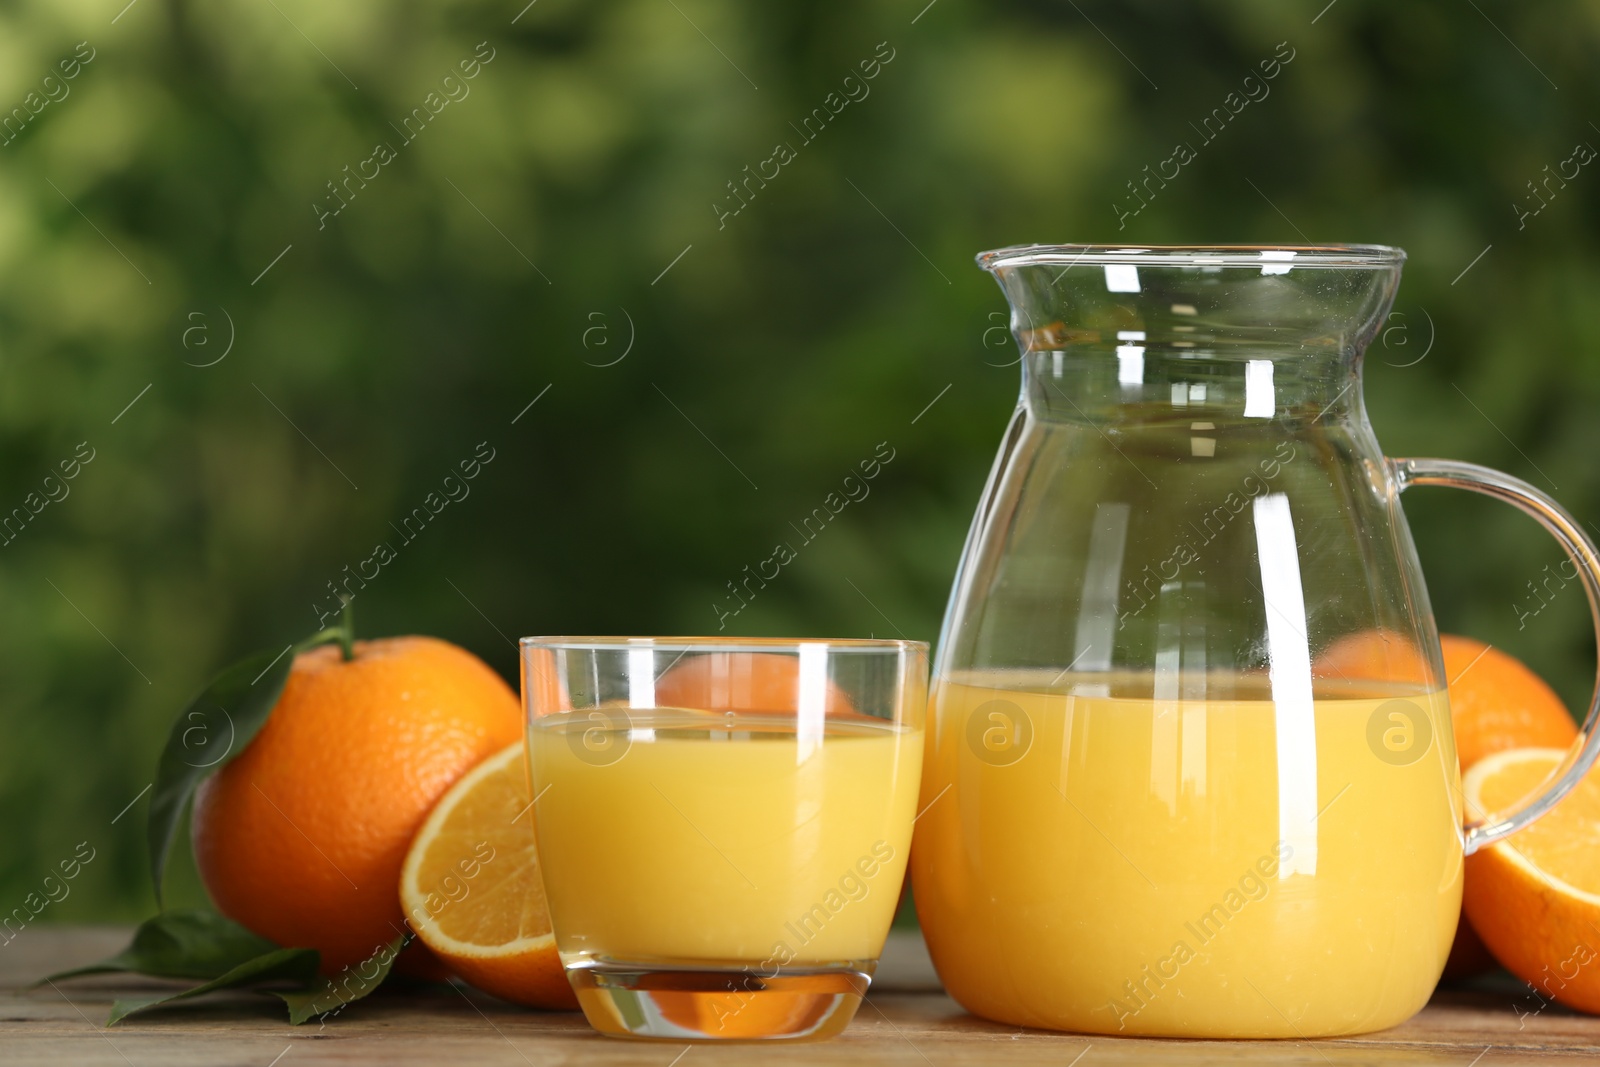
911, 244, 1600, 1038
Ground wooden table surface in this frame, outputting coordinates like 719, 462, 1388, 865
6, 927, 1600, 1065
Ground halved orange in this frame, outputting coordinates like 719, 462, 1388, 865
654, 984, 841, 1039
399, 741, 576, 1009
1442, 637, 1578, 977
1462, 747, 1600, 1012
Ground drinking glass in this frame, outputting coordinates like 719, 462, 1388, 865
522, 636, 927, 1041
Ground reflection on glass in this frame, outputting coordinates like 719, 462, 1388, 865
1072, 502, 1130, 683
1252, 492, 1319, 878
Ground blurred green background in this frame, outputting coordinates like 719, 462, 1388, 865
3, 0, 1598, 921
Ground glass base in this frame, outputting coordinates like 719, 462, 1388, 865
567, 959, 873, 1041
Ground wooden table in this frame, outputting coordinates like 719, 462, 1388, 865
6, 927, 1600, 1065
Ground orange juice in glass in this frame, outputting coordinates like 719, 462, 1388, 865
523, 638, 926, 1041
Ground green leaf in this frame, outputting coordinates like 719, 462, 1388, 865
147, 610, 352, 905
44, 912, 403, 1028
146, 646, 296, 905
108, 947, 321, 1025
272, 934, 407, 1024
43, 910, 285, 983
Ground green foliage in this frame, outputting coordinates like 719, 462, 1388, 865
44, 909, 281, 982
271, 934, 406, 1025
1, 0, 1598, 920
44, 909, 402, 1025
147, 605, 349, 904
106, 945, 320, 1025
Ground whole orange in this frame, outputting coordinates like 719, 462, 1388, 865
192, 637, 523, 975
1440, 634, 1576, 771
1312, 627, 1429, 685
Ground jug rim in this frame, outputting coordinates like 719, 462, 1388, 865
977, 243, 1406, 271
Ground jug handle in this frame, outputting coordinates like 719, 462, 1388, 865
1391, 456, 1600, 855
